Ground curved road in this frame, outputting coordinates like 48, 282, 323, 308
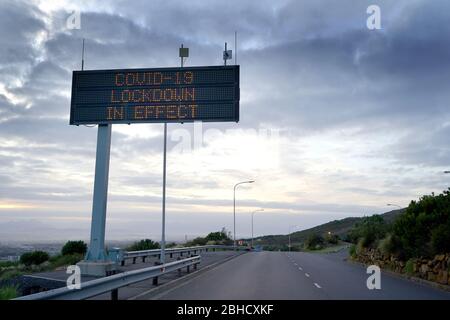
150, 251, 450, 300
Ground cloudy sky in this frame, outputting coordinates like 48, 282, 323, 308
0, 0, 449, 242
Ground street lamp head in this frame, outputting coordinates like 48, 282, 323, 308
444, 171, 450, 174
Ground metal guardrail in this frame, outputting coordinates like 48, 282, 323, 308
15, 256, 201, 300
121, 244, 247, 265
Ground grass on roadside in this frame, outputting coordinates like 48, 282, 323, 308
0, 286, 18, 300
49, 253, 84, 269
303, 242, 352, 254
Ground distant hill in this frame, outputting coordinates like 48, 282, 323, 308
248, 209, 404, 249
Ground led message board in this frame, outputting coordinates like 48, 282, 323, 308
70, 65, 239, 125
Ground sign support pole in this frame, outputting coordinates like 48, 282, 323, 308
85, 124, 112, 261
160, 122, 167, 264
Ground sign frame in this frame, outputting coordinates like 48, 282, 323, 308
70, 65, 240, 125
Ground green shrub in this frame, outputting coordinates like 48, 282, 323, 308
430, 223, 450, 255
0, 269, 24, 280
325, 233, 339, 245
405, 259, 415, 275
61, 241, 87, 256
186, 237, 208, 246
349, 244, 356, 258
304, 233, 324, 250
205, 229, 230, 242
356, 238, 365, 255
20, 251, 50, 266
49, 254, 83, 268
393, 189, 450, 259
348, 215, 388, 248
127, 239, 160, 251
0, 261, 19, 268
377, 234, 403, 257
0, 286, 18, 300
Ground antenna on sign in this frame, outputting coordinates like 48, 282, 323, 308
223, 42, 232, 66
81, 38, 85, 71
179, 44, 189, 68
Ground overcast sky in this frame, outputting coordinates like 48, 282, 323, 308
0, 0, 449, 242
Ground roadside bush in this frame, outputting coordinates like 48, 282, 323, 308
0, 286, 18, 300
0, 269, 23, 280
392, 189, 450, 259
348, 215, 388, 248
405, 259, 415, 275
0, 261, 19, 268
166, 242, 178, 248
356, 238, 365, 256
377, 234, 403, 257
127, 239, 160, 251
304, 233, 324, 250
187, 237, 208, 246
430, 223, 450, 255
49, 253, 84, 268
325, 233, 339, 245
20, 251, 50, 266
61, 240, 87, 256
349, 244, 356, 258
204, 228, 232, 245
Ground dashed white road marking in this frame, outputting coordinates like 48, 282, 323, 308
294, 263, 298, 266
305, 273, 310, 277
298, 267, 303, 271
314, 283, 321, 289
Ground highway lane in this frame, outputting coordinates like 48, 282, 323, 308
151, 251, 450, 300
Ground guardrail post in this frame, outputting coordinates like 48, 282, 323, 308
111, 289, 118, 300
213, 248, 216, 252
177, 257, 182, 276
170, 253, 173, 258
186, 265, 190, 273
153, 261, 161, 286
206, 248, 209, 252
142, 256, 146, 263
194, 263, 198, 270
121, 260, 125, 266
180, 252, 183, 257
133, 257, 136, 264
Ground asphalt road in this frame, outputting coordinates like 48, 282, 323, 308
151, 251, 450, 300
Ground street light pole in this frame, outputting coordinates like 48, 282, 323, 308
233, 180, 254, 249
251, 209, 264, 248
288, 225, 299, 252
159, 45, 189, 264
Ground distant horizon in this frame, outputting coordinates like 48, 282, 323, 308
0, 207, 406, 243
